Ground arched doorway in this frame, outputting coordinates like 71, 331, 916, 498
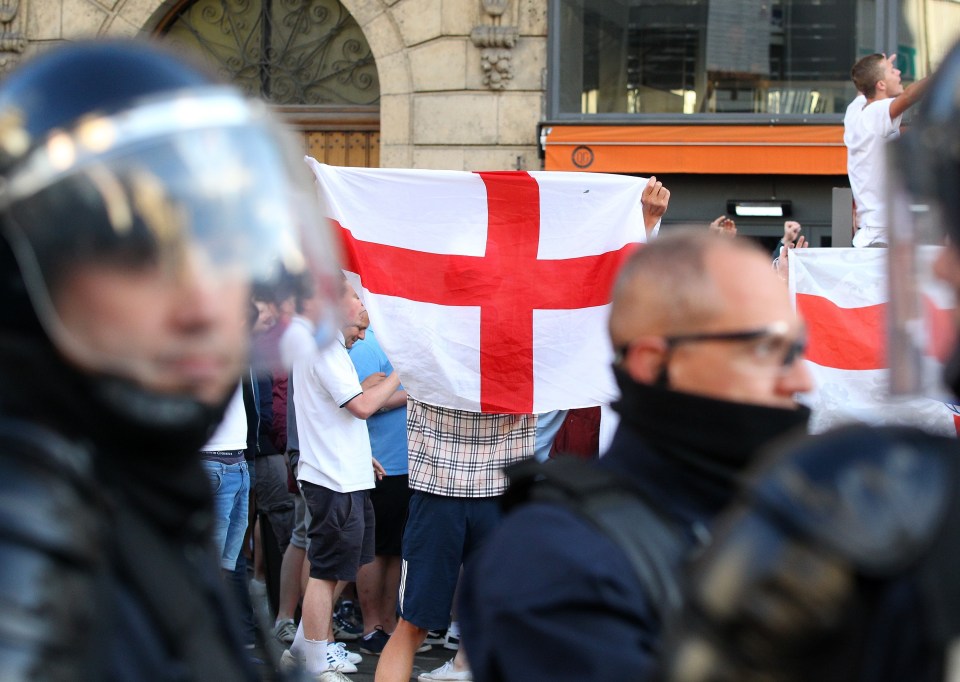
155, 0, 380, 166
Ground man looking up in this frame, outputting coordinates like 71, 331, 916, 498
460, 230, 813, 681
845, 53, 930, 247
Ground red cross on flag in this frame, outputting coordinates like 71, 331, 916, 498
790, 247, 958, 436
307, 159, 649, 414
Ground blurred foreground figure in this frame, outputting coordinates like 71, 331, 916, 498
662, 41, 960, 682
0, 40, 339, 680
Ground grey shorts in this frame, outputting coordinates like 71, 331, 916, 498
288, 450, 310, 550
254, 454, 296, 552
301, 482, 375, 582
289, 489, 311, 550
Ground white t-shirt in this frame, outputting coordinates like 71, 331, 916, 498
280, 315, 318, 371
279, 315, 320, 453
843, 95, 902, 247
202, 384, 247, 451
292, 330, 374, 493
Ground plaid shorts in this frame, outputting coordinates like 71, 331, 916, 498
406, 398, 536, 497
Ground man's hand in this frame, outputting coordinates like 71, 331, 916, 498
360, 372, 387, 391
775, 235, 808, 282
783, 220, 802, 246
642, 176, 670, 236
372, 457, 385, 480
887, 52, 931, 120
708, 215, 737, 237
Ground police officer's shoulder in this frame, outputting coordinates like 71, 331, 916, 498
0, 417, 102, 560
503, 455, 686, 619
747, 424, 957, 575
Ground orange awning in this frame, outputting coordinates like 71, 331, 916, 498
543, 124, 846, 175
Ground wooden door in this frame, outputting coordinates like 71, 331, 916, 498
277, 105, 380, 168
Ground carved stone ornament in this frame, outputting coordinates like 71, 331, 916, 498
480, 0, 508, 16
470, 0, 517, 90
0, 0, 25, 75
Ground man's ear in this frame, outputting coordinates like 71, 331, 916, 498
620, 336, 669, 385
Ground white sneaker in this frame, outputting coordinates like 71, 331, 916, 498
331, 641, 363, 665
443, 622, 460, 651
418, 659, 473, 681
317, 671, 353, 682
279, 649, 299, 672
326, 642, 359, 674
282, 647, 357, 679
425, 629, 446, 645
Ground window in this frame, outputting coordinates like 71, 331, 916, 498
549, 0, 960, 118
159, 0, 379, 106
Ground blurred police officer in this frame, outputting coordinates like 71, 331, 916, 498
0, 40, 340, 680
661, 41, 960, 682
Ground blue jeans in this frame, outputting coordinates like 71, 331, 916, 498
202, 459, 250, 571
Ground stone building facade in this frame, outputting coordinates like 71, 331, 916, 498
13, 0, 547, 171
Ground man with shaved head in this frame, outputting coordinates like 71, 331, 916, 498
459, 229, 813, 682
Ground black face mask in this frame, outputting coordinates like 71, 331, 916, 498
613, 366, 812, 471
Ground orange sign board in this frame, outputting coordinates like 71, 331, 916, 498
543, 124, 846, 175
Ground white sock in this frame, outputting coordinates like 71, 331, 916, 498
290, 620, 306, 660
304, 637, 329, 674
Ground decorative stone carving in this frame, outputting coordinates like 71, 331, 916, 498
0, 0, 26, 74
470, 0, 518, 90
480, 0, 508, 16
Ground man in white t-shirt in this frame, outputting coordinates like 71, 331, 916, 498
200, 384, 250, 575
844, 53, 930, 247
282, 278, 401, 679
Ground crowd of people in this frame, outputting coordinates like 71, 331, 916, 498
1, 33, 960, 682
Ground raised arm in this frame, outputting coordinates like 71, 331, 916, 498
642, 176, 670, 238
890, 76, 930, 121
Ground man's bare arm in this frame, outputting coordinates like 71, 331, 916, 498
380, 388, 408, 412
343, 372, 402, 419
890, 76, 930, 121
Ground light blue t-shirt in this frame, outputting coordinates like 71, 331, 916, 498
348, 329, 409, 476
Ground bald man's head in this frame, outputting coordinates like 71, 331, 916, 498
609, 230, 761, 348
609, 229, 811, 406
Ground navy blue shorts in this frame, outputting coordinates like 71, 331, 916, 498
301, 482, 374, 582
398, 492, 501, 631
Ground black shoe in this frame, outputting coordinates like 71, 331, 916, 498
333, 612, 362, 641
359, 626, 390, 655
425, 629, 446, 645
336, 599, 362, 626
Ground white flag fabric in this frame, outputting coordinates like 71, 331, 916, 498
307, 159, 649, 414
790, 247, 958, 436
